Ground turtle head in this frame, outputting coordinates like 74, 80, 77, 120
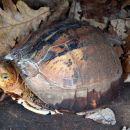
0, 61, 24, 96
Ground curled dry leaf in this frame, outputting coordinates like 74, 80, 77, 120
0, 0, 51, 55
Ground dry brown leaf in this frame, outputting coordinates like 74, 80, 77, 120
80, 0, 120, 21
47, 0, 69, 24
0, 0, 51, 55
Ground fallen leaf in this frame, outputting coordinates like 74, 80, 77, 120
77, 108, 116, 125
80, 0, 120, 21
0, 0, 51, 55
47, 0, 69, 24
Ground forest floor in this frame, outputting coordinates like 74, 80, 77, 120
0, 84, 130, 130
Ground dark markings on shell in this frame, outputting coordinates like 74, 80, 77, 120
31, 22, 83, 53
82, 54, 88, 61
64, 59, 72, 67
6, 21, 93, 63
41, 51, 56, 62
29, 22, 92, 63
40, 39, 80, 63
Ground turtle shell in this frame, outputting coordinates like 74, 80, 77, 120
5, 21, 122, 112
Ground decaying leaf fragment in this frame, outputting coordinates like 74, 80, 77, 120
0, 0, 51, 55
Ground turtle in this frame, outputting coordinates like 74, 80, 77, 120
0, 21, 123, 115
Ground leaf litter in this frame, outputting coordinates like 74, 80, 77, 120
0, 0, 50, 55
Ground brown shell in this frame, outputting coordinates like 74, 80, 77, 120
5, 21, 123, 112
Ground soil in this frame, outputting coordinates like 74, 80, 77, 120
0, 84, 130, 130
